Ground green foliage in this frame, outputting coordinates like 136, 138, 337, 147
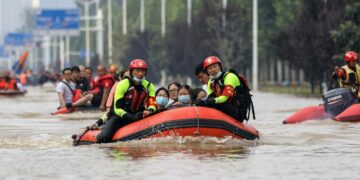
331, 2, 360, 53
273, 0, 302, 29
20, 0, 360, 88
273, 0, 354, 92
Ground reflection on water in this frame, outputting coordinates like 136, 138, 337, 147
0, 87, 360, 179
104, 137, 254, 160
56, 111, 103, 121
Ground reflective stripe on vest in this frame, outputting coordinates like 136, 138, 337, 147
339, 64, 360, 88
210, 72, 227, 97
123, 80, 150, 113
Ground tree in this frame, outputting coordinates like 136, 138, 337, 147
273, 0, 349, 93
331, 1, 360, 56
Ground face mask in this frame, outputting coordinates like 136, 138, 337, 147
200, 97, 207, 101
178, 95, 191, 104
133, 76, 145, 83
210, 71, 222, 79
156, 96, 169, 107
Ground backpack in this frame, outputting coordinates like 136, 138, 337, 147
225, 69, 256, 121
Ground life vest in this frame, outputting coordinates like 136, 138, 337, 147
110, 78, 154, 116
210, 69, 255, 121
123, 79, 152, 113
339, 64, 360, 88
94, 74, 115, 95
0, 79, 5, 89
89, 78, 96, 90
6, 78, 17, 90
209, 71, 237, 100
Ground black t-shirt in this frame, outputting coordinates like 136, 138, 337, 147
75, 77, 90, 92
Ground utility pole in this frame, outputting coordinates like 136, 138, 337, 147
187, 0, 191, 27
66, 35, 70, 67
123, 0, 127, 35
76, 0, 95, 67
140, 0, 145, 33
252, 0, 258, 91
60, 37, 65, 70
222, 0, 227, 28
97, 8, 104, 64
107, 0, 113, 64
85, 2, 90, 66
161, 0, 166, 37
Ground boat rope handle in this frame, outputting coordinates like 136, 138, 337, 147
193, 105, 200, 135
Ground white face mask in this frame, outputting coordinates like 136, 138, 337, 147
210, 71, 222, 79
133, 76, 145, 83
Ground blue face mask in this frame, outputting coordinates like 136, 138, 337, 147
178, 95, 191, 104
133, 76, 145, 83
156, 96, 169, 107
210, 71, 222, 79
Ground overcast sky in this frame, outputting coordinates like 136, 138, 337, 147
0, 0, 76, 41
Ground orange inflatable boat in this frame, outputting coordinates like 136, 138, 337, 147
0, 90, 27, 96
73, 106, 259, 145
283, 88, 360, 124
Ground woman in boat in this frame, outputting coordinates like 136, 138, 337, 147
166, 82, 181, 107
155, 87, 169, 111
191, 88, 207, 101
172, 85, 192, 105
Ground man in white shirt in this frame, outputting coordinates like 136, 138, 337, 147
56, 68, 76, 109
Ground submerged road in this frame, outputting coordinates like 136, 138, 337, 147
0, 85, 359, 179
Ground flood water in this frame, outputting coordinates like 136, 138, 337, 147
0, 85, 359, 179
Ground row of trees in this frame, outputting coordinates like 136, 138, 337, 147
273, 0, 360, 92
21, 0, 360, 91
104, 0, 299, 83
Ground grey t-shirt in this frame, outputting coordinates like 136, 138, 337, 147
56, 80, 76, 104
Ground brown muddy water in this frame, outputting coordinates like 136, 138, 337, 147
0, 86, 359, 179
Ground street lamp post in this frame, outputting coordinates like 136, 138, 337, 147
252, 0, 258, 91
108, 0, 113, 64
140, 0, 145, 33
123, 0, 127, 35
76, 0, 96, 67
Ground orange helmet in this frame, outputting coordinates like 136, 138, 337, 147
109, 64, 118, 73
203, 56, 222, 69
344, 51, 358, 62
129, 59, 148, 71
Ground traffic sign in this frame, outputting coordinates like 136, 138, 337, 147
36, 9, 80, 36
4, 33, 33, 47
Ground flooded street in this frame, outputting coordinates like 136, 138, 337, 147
0, 86, 359, 179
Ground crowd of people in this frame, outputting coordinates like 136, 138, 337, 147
62, 56, 255, 143
61, 50, 359, 143
0, 70, 31, 91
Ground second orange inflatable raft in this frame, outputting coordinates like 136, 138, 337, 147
74, 106, 259, 145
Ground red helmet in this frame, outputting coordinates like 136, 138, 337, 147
344, 51, 358, 62
203, 56, 222, 69
129, 59, 148, 71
